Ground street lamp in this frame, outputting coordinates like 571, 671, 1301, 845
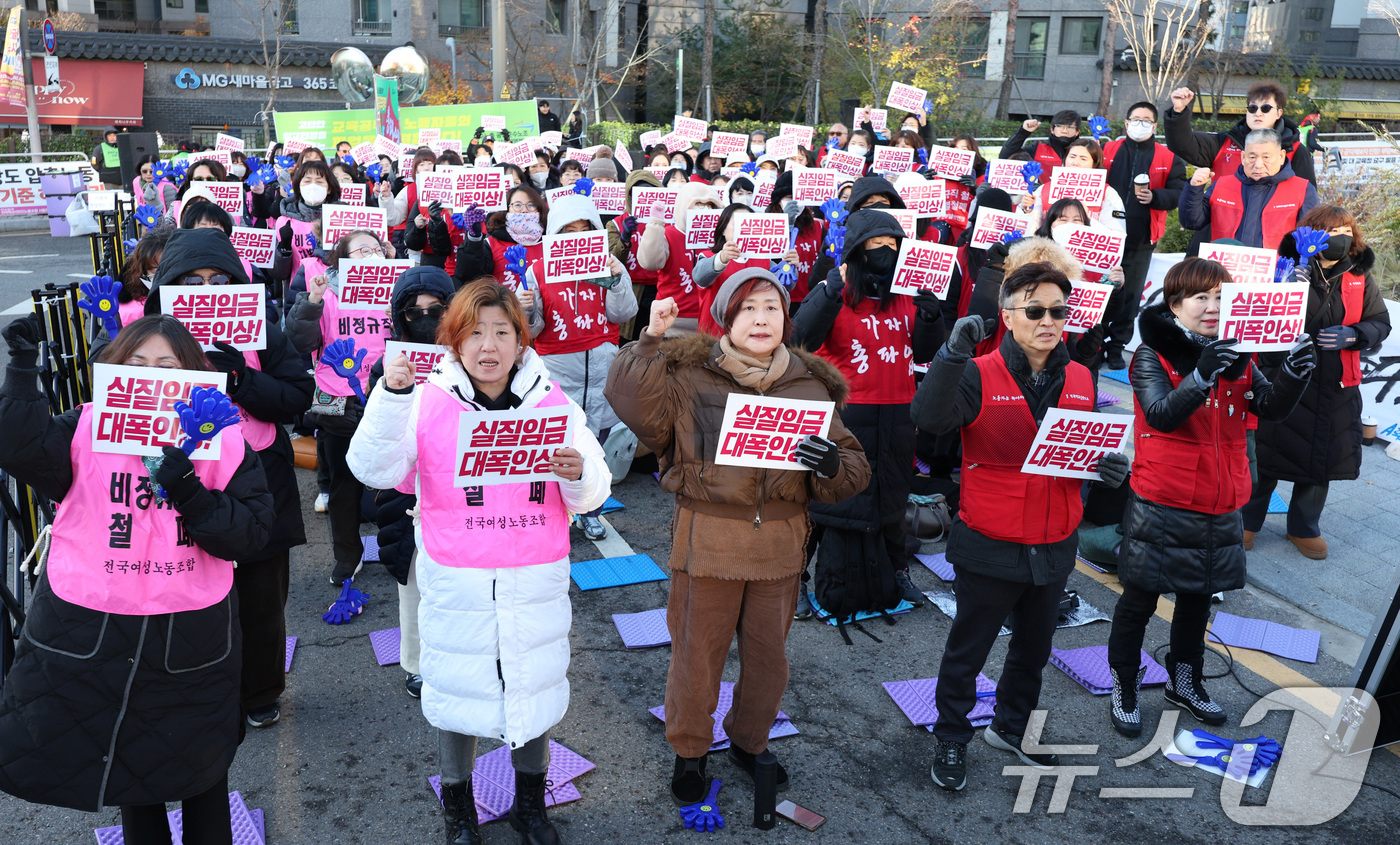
444, 36, 458, 100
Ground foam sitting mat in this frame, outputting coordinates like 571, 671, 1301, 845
807, 593, 915, 626
1095, 389, 1121, 408
427, 740, 593, 820
649, 682, 797, 751
600, 496, 626, 514
925, 590, 1110, 634
915, 552, 955, 581
284, 635, 297, 672
882, 674, 997, 729
570, 553, 668, 590
1267, 491, 1287, 514
1049, 646, 1168, 694
360, 534, 379, 562
1100, 367, 1131, 385
429, 775, 581, 822
94, 791, 265, 845
368, 627, 402, 666
1076, 553, 1110, 574
1209, 612, 1320, 663
611, 608, 671, 648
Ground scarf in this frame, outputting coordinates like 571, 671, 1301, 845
717, 336, 790, 393
1173, 317, 1212, 347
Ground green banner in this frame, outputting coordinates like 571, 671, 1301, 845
273, 99, 541, 148
374, 74, 400, 143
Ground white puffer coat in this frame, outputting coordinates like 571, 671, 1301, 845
348, 349, 610, 747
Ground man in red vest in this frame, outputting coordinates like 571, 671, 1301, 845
999, 110, 1082, 175
1101, 102, 1188, 370
911, 263, 1129, 793
1178, 128, 1319, 251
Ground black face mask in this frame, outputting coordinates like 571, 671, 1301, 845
864, 245, 898, 277
1321, 234, 1353, 262
404, 317, 440, 344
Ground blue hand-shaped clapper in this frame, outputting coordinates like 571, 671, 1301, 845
1021, 161, 1044, 194
1274, 256, 1297, 283
1291, 226, 1330, 270
78, 275, 123, 338
504, 243, 529, 291
573, 177, 594, 196
174, 385, 242, 456
678, 779, 724, 832
1088, 115, 1111, 143
321, 337, 368, 402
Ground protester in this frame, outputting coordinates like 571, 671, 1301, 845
537, 99, 562, 134
1178, 128, 1319, 251
1107, 258, 1312, 735
608, 168, 664, 342
404, 196, 465, 276
349, 279, 610, 845
90, 127, 124, 187
636, 182, 724, 334
528, 150, 561, 191
1243, 207, 1392, 559
133, 155, 177, 211
607, 270, 869, 804
766, 170, 825, 309
1019, 139, 1124, 231
559, 159, 584, 186
999, 110, 1081, 173
118, 226, 172, 326
388, 148, 441, 246
950, 134, 988, 183
1164, 82, 1317, 185
693, 204, 772, 335
455, 184, 549, 286
260, 159, 340, 286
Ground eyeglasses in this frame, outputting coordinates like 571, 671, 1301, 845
1008, 305, 1069, 321
349, 244, 385, 257
192, 176, 218, 182
507, 202, 535, 212
405, 305, 446, 321
1246, 103, 1276, 114
182, 273, 232, 286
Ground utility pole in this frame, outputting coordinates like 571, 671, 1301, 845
19, 9, 42, 163
675, 48, 683, 118
491, 0, 506, 99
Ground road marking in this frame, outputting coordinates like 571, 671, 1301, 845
0, 269, 32, 274
67, 273, 90, 279
588, 515, 635, 558
0, 253, 58, 260
1, 298, 33, 316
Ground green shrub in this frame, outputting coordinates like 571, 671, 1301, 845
1156, 209, 1192, 254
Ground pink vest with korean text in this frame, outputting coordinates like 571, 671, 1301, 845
277, 215, 318, 277
238, 352, 276, 451
311, 258, 391, 397
119, 299, 146, 328
47, 405, 246, 615
415, 379, 572, 568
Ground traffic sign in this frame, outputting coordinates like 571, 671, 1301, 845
43, 54, 58, 93
42, 19, 54, 54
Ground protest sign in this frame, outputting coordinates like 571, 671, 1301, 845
986, 158, 1030, 194
590, 182, 626, 216
417, 127, 441, 145
886, 81, 927, 113
545, 186, 576, 206
780, 123, 815, 149
793, 168, 838, 206
1064, 280, 1115, 334
194, 150, 233, 171
889, 239, 958, 297
338, 183, 367, 206
898, 180, 944, 217
541, 130, 563, 146
1053, 225, 1125, 276
562, 147, 595, 164
373, 135, 401, 160
752, 172, 777, 209
202, 183, 244, 218
451, 168, 507, 211
673, 114, 709, 143
661, 132, 691, 153
350, 141, 375, 166
824, 148, 866, 180
481, 114, 506, 131
337, 259, 412, 311
92, 364, 229, 459
455, 406, 574, 486
715, 394, 834, 471
633, 187, 679, 223
733, 214, 790, 259
416, 172, 455, 209
161, 284, 267, 351
639, 129, 662, 149
969, 208, 1030, 249
685, 209, 722, 251
495, 139, 535, 168
1199, 243, 1278, 286
230, 226, 276, 269
872, 146, 915, 174
543, 230, 610, 283
927, 145, 975, 178
1219, 283, 1309, 351
215, 133, 244, 152
398, 150, 417, 175
1048, 168, 1108, 207
283, 139, 311, 155
1021, 409, 1133, 481
710, 131, 748, 157
322, 204, 387, 244
765, 134, 798, 160
886, 209, 919, 239
384, 341, 449, 385
613, 143, 633, 170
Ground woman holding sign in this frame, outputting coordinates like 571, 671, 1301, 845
1018, 139, 1125, 233
349, 280, 610, 845
0, 313, 274, 842
607, 269, 868, 806
262, 159, 341, 287
1107, 258, 1313, 736
455, 184, 549, 289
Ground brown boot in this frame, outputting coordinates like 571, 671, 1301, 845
1243, 530, 1255, 551
1287, 534, 1328, 560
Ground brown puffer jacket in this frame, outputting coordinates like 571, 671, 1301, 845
606, 332, 871, 580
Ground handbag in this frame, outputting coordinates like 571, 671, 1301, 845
905, 493, 952, 544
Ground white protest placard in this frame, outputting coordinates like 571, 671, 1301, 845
897, 180, 944, 218
872, 146, 915, 174
230, 226, 276, 269
793, 168, 839, 206
562, 147, 595, 165
373, 135, 402, 160
673, 114, 709, 143
283, 139, 311, 155
451, 168, 507, 211
496, 140, 536, 169
685, 209, 722, 251
545, 186, 576, 207
417, 172, 456, 209
455, 406, 575, 486
542, 230, 610, 284
753, 172, 778, 210
1021, 408, 1133, 481
339, 183, 367, 206
481, 115, 506, 131
710, 131, 748, 157
1053, 225, 1125, 276
202, 182, 244, 218
824, 148, 866, 180
646, 165, 673, 181
986, 158, 1030, 194
633, 186, 679, 224
348, 141, 374, 166
384, 341, 449, 385
928, 145, 975, 178
418, 127, 442, 145
92, 364, 229, 459
613, 144, 633, 171
733, 213, 789, 259
322, 204, 387, 245
780, 124, 815, 149
886, 209, 919, 239
590, 182, 626, 216
399, 150, 418, 175
540, 130, 563, 147
886, 81, 927, 114
969, 208, 1031, 249
518, 135, 543, 152
890, 239, 958, 298
87, 189, 116, 213
639, 129, 663, 149
215, 133, 245, 152
1199, 243, 1278, 286
661, 132, 691, 153
1219, 282, 1309, 351
337, 259, 412, 311
867, 108, 889, 136
161, 284, 267, 351
715, 394, 834, 471
1048, 168, 1108, 207
194, 150, 233, 171
765, 134, 798, 160
1065, 280, 1115, 334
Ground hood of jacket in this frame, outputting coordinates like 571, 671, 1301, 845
546, 193, 603, 237
845, 175, 905, 212
390, 265, 455, 340
1138, 302, 1251, 381
1226, 115, 1303, 152
674, 182, 722, 233
145, 227, 252, 315
430, 345, 555, 411
659, 331, 850, 408
840, 207, 907, 264
623, 168, 662, 215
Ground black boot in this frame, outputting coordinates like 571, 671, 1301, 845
1110, 665, 1145, 738
508, 770, 562, 844
671, 754, 708, 805
1164, 653, 1228, 726
727, 744, 789, 791
441, 779, 484, 845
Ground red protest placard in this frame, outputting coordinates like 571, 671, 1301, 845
673, 114, 709, 143
337, 259, 412, 311
481, 115, 506, 131
92, 364, 230, 459
715, 394, 834, 470
780, 123, 815, 149
794, 168, 838, 206
633, 187, 679, 224
384, 340, 448, 385
986, 159, 1030, 194
898, 180, 944, 218
969, 208, 1031, 249
339, 183, 367, 206
886, 81, 927, 113
455, 407, 575, 486
890, 239, 958, 298
1219, 282, 1309, 351
824, 148, 866, 180
1053, 225, 1125, 276
710, 131, 748, 157
230, 227, 276, 269
451, 168, 507, 211
215, 133, 244, 152
928, 145, 975, 178
1199, 243, 1278, 286
1064, 281, 1115, 334
1021, 408, 1133, 481
543, 230, 610, 283
872, 146, 915, 174
734, 213, 789, 259
161, 284, 267, 351
322, 204, 388, 246
685, 209, 722, 250
1048, 168, 1108, 207
202, 183, 244, 218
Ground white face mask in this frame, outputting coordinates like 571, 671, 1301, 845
229, 164, 247, 178
733, 192, 753, 207
751, 143, 765, 155
300, 182, 328, 206
848, 144, 868, 157
1126, 120, 1155, 142
530, 171, 548, 188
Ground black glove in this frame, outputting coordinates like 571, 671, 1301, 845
1315, 324, 1356, 351
501, 129, 511, 142
428, 200, 444, 220
1283, 332, 1316, 379
946, 314, 987, 358
205, 341, 247, 391
824, 275, 845, 300
1070, 324, 1105, 368
1195, 336, 1240, 384
1096, 452, 1130, 488
923, 166, 940, 181
473, 126, 485, 140
278, 220, 294, 252
620, 215, 638, 244
984, 240, 1012, 269
959, 173, 977, 189
3, 314, 42, 368
155, 446, 205, 506
794, 435, 840, 478
912, 289, 941, 322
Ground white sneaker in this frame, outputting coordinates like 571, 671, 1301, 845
314, 492, 329, 513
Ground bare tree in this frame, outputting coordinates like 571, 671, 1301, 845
1099, 14, 1118, 115
801, 0, 829, 125
1201, 39, 1244, 120
231, 0, 288, 145
700, 0, 715, 120
1104, 0, 1226, 103
996, 0, 1019, 120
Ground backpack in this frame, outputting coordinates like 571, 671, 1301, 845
813, 527, 902, 644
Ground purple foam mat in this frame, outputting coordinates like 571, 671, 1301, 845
708, 719, 799, 751
1096, 389, 1120, 407
612, 608, 670, 648
369, 627, 401, 666
429, 773, 583, 822
649, 682, 794, 748
284, 635, 297, 673
250, 809, 264, 842
1050, 646, 1167, 695
1076, 553, 1109, 574
95, 792, 264, 845
361, 534, 380, 562
1210, 612, 1320, 663
915, 552, 955, 581
882, 673, 996, 727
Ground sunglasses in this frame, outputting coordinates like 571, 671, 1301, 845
192, 176, 218, 182
1246, 103, 1276, 114
828, 132, 844, 137
405, 305, 446, 321
1008, 305, 1069, 321
182, 273, 232, 286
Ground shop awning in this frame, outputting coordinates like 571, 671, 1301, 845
1197, 94, 1400, 121
0, 59, 144, 127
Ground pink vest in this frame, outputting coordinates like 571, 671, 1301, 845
313, 271, 391, 397
119, 298, 146, 328
275, 215, 318, 277
238, 352, 276, 451
47, 406, 246, 615
415, 379, 572, 568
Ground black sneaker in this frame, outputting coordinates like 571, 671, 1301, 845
671, 754, 708, 805
894, 569, 925, 607
1104, 347, 1127, 370
726, 744, 789, 791
794, 584, 814, 620
246, 704, 280, 729
983, 725, 1059, 769
329, 559, 363, 586
405, 673, 422, 699
930, 740, 967, 791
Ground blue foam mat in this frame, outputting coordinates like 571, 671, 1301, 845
601, 496, 625, 514
807, 591, 915, 626
1267, 491, 1287, 514
1100, 367, 1131, 385
571, 553, 668, 590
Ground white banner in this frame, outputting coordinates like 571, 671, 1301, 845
714, 394, 834, 470
1021, 408, 1132, 481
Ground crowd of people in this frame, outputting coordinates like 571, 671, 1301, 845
6, 87, 1389, 842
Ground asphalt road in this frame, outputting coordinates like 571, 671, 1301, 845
0, 228, 1395, 843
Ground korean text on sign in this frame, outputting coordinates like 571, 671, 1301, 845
1021, 408, 1133, 481
214, 133, 244, 152
685, 209, 721, 251
969, 208, 1030, 249
890, 239, 958, 298
454, 406, 576, 486
765, 135, 798, 160
872, 146, 914, 174
1219, 282, 1309, 351
1048, 168, 1108, 206
92, 364, 230, 459
672, 114, 709, 143
1064, 281, 1115, 334
338, 183, 367, 206
927, 145, 975, 178
161, 284, 267, 351
734, 214, 790, 259
322, 205, 387, 245
1053, 224, 1124, 275
898, 180, 945, 218
780, 124, 815, 149
885, 81, 928, 113
543, 230, 610, 284
710, 131, 748, 157
633, 187, 679, 223
714, 394, 834, 471
202, 183, 244, 218
230, 226, 276, 269
590, 182, 626, 216
337, 259, 412, 310
417, 172, 455, 207
824, 149, 866, 180
1200, 243, 1278, 286
985, 159, 1031, 195
452, 168, 507, 211
793, 169, 838, 206
384, 340, 448, 385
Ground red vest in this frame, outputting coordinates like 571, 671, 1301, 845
815, 295, 916, 404
624, 216, 660, 286
657, 224, 702, 319
1340, 270, 1364, 388
489, 235, 544, 289
1208, 173, 1309, 250
959, 349, 1095, 543
789, 220, 824, 303
1211, 136, 1304, 181
391, 182, 417, 233
1102, 139, 1176, 243
1034, 141, 1064, 176
1130, 354, 1252, 515
526, 257, 620, 355
697, 253, 768, 337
